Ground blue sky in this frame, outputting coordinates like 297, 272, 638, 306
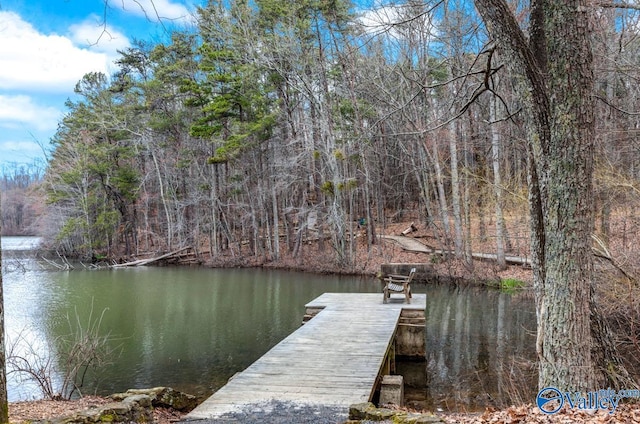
0, 0, 204, 174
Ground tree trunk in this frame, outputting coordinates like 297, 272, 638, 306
462, 130, 474, 271
432, 138, 451, 250
150, 148, 173, 250
0, 192, 9, 422
489, 96, 507, 270
271, 184, 280, 261
475, 0, 633, 391
541, 0, 596, 390
449, 121, 464, 259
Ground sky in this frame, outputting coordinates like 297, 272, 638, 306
0, 0, 204, 174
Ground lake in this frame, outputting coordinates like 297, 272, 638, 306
1, 236, 537, 410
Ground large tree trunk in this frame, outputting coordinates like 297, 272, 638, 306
541, 0, 597, 391
475, 0, 633, 391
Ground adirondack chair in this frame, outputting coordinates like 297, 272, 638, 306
383, 267, 416, 304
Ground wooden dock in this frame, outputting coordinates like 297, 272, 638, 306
186, 292, 426, 420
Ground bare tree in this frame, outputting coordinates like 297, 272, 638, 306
0, 191, 8, 422
489, 95, 507, 269
7, 305, 119, 401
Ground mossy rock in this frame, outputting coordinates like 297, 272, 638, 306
111, 387, 197, 411
348, 402, 397, 421
348, 402, 444, 423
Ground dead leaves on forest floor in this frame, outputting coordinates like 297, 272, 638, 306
8, 399, 640, 423
442, 403, 640, 423
8, 397, 186, 424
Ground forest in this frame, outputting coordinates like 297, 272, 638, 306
0, 1, 636, 271
0, 164, 43, 237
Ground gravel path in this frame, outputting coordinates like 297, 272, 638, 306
178, 400, 349, 423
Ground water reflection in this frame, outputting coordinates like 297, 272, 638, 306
422, 285, 537, 411
2, 238, 537, 408
6, 264, 379, 400
1, 236, 41, 251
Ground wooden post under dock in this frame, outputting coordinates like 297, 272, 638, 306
185, 292, 426, 420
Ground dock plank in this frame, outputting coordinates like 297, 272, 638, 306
186, 293, 426, 420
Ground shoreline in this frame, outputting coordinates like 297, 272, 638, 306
200, 234, 534, 288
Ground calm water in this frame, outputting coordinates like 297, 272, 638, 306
1, 236, 537, 409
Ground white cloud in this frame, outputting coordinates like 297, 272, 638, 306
357, 2, 438, 40
0, 140, 43, 155
358, 4, 404, 36
0, 11, 116, 92
112, 0, 194, 24
0, 94, 61, 132
69, 16, 131, 57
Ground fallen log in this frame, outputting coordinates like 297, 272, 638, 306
469, 251, 531, 266
379, 235, 531, 267
112, 247, 192, 268
40, 255, 74, 270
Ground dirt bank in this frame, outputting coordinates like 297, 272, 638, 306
204, 221, 534, 286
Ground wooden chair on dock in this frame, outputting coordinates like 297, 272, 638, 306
383, 267, 416, 304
